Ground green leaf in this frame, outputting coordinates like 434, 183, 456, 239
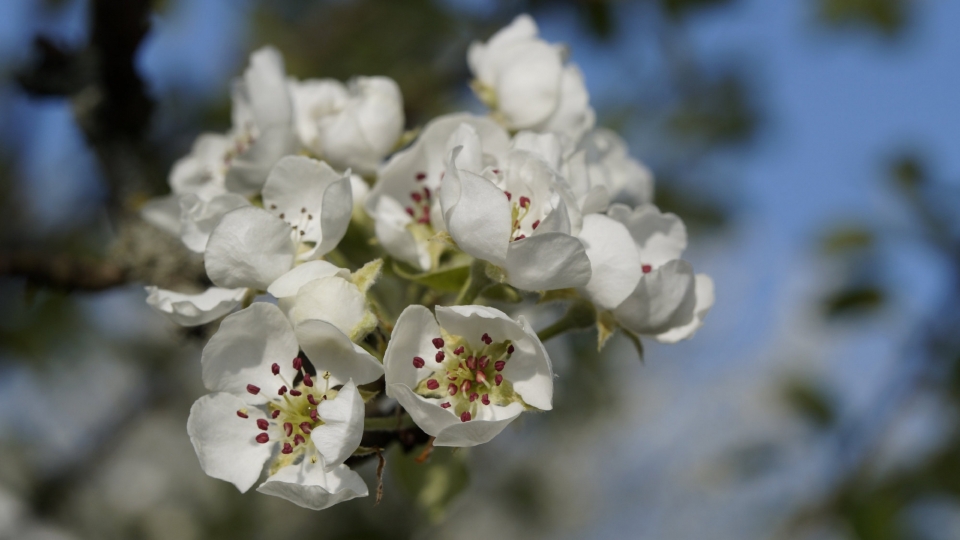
392, 261, 470, 293
389, 445, 469, 523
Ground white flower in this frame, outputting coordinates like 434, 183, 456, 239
291, 76, 404, 176
365, 114, 510, 270
439, 146, 592, 291
384, 305, 552, 447
468, 14, 595, 142
578, 204, 714, 343
145, 286, 247, 327
204, 156, 353, 292
187, 302, 381, 510
565, 128, 654, 214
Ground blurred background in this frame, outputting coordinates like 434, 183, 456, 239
0, 0, 958, 538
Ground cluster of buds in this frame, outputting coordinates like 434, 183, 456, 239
143, 14, 713, 511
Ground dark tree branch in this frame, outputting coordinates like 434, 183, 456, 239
0, 251, 126, 292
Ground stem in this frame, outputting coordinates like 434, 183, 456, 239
364, 413, 417, 431
454, 258, 493, 305
536, 300, 597, 342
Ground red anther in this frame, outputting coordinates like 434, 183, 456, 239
427, 379, 440, 390
271, 363, 280, 375
460, 411, 472, 422
504, 191, 512, 201
272, 410, 281, 419
257, 419, 269, 430
303, 373, 314, 387
493, 169, 500, 174
282, 443, 293, 455
310, 409, 319, 421
448, 383, 458, 396
278, 385, 287, 395
507, 345, 515, 354
642, 264, 652, 273
246, 384, 260, 395
308, 394, 318, 405
405, 207, 415, 217
482, 394, 490, 405
469, 392, 479, 402
293, 434, 305, 446
411, 192, 423, 202
519, 196, 530, 208
532, 219, 540, 230
290, 389, 302, 396
236, 410, 249, 419
448, 375, 458, 381
466, 356, 477, 370
454, 346, 465, 355
284, 423, 293, 437
412, 356, 425, 368
256, 433, 270, 444
436, 351, 445, 363
432, 337, 444, 349
481, 333, 493, 345
423, 187, 431, 199
478, 356, 489, 369
293, 357, 302, 370
495, 360, 506, 371
416, 172, 426, 181
460, 380, 472, 394
495, 374, 503, 386
476, 371, 487, 384
440, 402, 451, 409
417, 215, 430, 224
300, 422, 312, 434
515, 234, 526, 240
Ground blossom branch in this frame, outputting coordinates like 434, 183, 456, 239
0, 251, 127, 291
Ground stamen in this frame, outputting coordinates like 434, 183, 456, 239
495, 360, 506, 371
271, 363, 280, 375
301, 207, 306, 213
642, 264, 652, 273
440, 402, 451, 409
412, 356, 425, 369
411, 192, 423, 203
476, 371, 487, 384
453, 346, 465, 355
460, 380, 472, 394
466, 356, 477, 370
236, 410, 249, 419
256, 433, 270, 444
532, 219, 540, 230
460, 411, 472, 422
426, 379, 440, 390
481, 333, 492, 345
495, 374, 503, 386
310, 409, 319, 421
303, 373, 314, 387
257, 419, 269, 430
416, 172, 426, 181
515, 234, 526, 240
293, 434, 305, 446
507, 345, 515, 354
308, 394, 318, 405
519, 196, 530, 208
432, 337, 444, 349
270, 204, 277, 210
283, 423, 293, 437
504, 191, 512, 201
272, 410, 281, 419
469, 392, 478, 402
246, 384, 260, 395
281, 443, 293, 455
482, 394, 490, 405
436, 351, 445, 362
299, 422, 312, 434
405, 207, 415, 217
278, 385, 287, 395
290, 389, 302, 396
448, 384, 458, 396
279, 213, 285, 219
293, 357, 303, 370
423, 187, 431, 199
478, 356, 489, 370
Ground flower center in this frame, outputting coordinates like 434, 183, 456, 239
505, 191, 537, 241
237, 356, 336, 467
221, 122, 259, 172
405, 178, 434, 226
412, 333, 517, 422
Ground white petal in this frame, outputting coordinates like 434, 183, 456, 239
295, 320, 384, 385
577, 214, 642, 310
168, 133, 231, 199
204, 206, 297, 290
201, 302, 299, 402
314, 173, 353, 256
266, 260, 348, 299
495, 41, 563, 129
261, 156, 337, 228
140, 195, 182, 237
187, 393, 271, 492
387, 383, 458, 438
145, 286, 245, 327
383, 305, 442, 391
180, 193, 251, 253
511, 131, 563, 170
535, 64, 595, 142
501, 316, 553, 411
311, 380, 364, 468
287, 276, 372, 340
504, 232, 591, 291
609, 203, 687, 267
433, 401, 524, 447
373, 196, 427, 270
613, 260, 697, 336
224, 125, 298, 195
655, 273, 715, 344
244, 47, 293, 130
446, 123, 485, 173
257, 462, 367, 511
434, 305, 527, 350
439, 156, 511, 266
468, 14, 540, 85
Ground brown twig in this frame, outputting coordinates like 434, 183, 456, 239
0, 251, 126, 291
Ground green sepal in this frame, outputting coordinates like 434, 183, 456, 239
480, 283, 523, 303
392, 260, 471, 293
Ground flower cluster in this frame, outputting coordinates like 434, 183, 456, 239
143, 14, 713, 511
